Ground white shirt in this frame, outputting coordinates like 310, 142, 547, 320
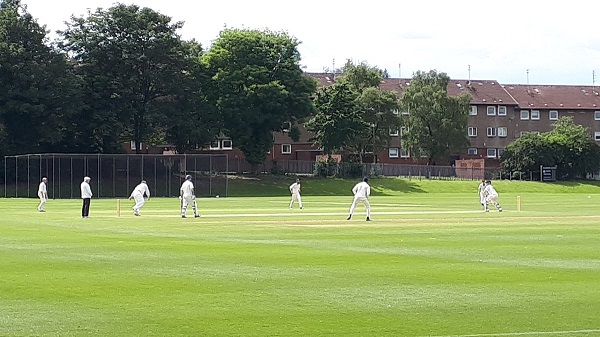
131, 182, 150, 198
478, 182, 485, 195
38, 182, 47, 195
80, 181, 93, 199
484, 184, 498, 197
352, 182, 371, 198
289, 182, 301, 194
180, 180, 194, 197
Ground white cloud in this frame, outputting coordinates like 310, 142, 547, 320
20, 0, 600, 85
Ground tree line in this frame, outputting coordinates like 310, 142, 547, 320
2, 0, 599, 179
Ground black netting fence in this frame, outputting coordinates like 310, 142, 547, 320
3, 154, 228, 199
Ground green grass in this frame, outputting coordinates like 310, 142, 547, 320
1, 179, 600, 336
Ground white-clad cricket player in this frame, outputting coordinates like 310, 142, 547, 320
129, 180, 150, 216
180, 175, 199, 218
477, 179, 486, 210
37, 177, 48, 212
483, 180, 503, 212
289, 178, 303, 209
347, 177, 371, 221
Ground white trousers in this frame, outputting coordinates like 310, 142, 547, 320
289, 193, 302, 208
38, 192, 46, 211
181, 195, 198, 216
349, 197, 371, 217
132, 193, 146, 214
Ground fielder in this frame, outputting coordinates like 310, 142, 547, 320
129, 180, 150, 216
289, 178, 303, 209
477, 179, 486, 210
483, 180, 503, 212
180, 175, 200, 218
37, 177, 48, 212
347, 177, 371, 221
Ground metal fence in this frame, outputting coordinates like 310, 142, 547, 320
3, 154, 229, 199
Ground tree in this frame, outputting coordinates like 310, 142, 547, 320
0, 0, 80, 155
500, 117, 600, 180
400, 70, 471, 165
307, 62, 400, 163
306, 82, 366, 154
59, 4, 197, 153
500, 133, 554, 177
202, 28, 317, 170
543, 117, 600, 179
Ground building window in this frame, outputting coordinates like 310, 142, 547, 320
467, 148, 477, 155
498, 106, 507, 116
497, 148, 505, 158
595, 132, 600, 141
519, 131, 528, 137
282, 122, 291, 132
549, 110, 558, 120
531, 131, 540, 135
487, 148, 497, 158
520, 110, 529, 120
468, 127, 477, 137
281, 144, 292, 154
595, 111, 600, 120
209, 140, 220, 150
498, 127, 507, 137
389, 128, 399, 136
221, 139, 233, 150
130, 141, 142, 150
487, 127, 497, 137
400, 148, 410, 158
531, 110, 540, 120
487, 106, 496, 116
389, 148, 399, 158
392, 109, 399, 115
401, 110, 410, 115
469, 106, 477, 115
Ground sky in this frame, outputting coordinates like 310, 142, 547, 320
20, 0, 600, 85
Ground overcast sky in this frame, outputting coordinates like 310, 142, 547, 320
20, 0, 600, 85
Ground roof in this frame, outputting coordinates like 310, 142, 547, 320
503, 84, 600, 110
305, 72, 600, 109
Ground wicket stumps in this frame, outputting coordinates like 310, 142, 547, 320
517, 196, 521, 211
117, 199, 121, 217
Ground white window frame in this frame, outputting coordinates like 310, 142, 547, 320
400, 148, 410, 158
467, 148, 478, 155
401, 110, 410, 116
487, 127, 497, 137
282, 121, 291, 132
497, 127, 507, 137
487, 106, 496, 116
392, 109, 399, 115
389, 128, 399, 136
209, 140, 220, 150
388, 148, 399, 158
595, 132, 600, 141
549, 110, 558, 120
497, 106, 507, 116
221, 139, 233, 150
530, 110, 540, 120
468, 127, 477, 137
486, 148, 497, 158
281, 144, 292, 154
130, 141, 141, 150
520, 110, 529, 120
469, 106, 477, 116
497, 148, 505, 158
520, 131, 529, 137
595, 111, 600, 120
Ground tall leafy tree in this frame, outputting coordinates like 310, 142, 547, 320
0, 0, 79, 155
543, 117, 600, 179
500, 133, 554, 176
400, 70, 471, 165
59, 4, 196, 153
306, 82, 366, 154
308, 62, 400, 162
202, 28, 316, 170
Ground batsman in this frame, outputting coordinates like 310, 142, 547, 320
180, 175, 200, 218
